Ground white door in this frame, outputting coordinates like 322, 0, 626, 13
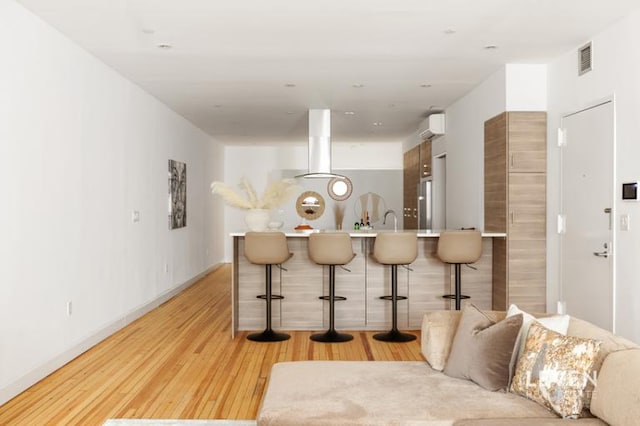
560, 101, 614, 331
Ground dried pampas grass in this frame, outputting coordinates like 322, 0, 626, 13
333, 202, 346, 230
211, 178, 299, 210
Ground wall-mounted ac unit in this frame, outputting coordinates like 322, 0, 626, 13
419, 113, 445, 140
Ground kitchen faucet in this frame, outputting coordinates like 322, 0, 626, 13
383, 209, 398, 232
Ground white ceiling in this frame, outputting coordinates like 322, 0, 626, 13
16, 0, 640, 145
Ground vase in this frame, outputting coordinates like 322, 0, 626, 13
244, 209, 271, 232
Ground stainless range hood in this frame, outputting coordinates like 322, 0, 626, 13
296, 109, 345, 179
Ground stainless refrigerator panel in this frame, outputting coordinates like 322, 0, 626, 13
418, 178, 432, 230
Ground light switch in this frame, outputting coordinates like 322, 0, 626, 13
620, 214, 630, 231
132, 210, 140, 223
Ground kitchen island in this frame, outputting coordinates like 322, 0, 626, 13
230, 231, 506, 337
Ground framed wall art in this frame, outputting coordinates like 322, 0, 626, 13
168, 159, 186, 229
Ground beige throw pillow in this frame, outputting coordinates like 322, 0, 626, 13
511, 322, 601, 419
421, 310, 462, 371
443, 305, 523, 391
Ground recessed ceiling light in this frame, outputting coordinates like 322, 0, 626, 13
388, 104, 396, 108
286, 111, 295, 115
214, 104, 223, 108
284, 83, 297, 88
420, 84, 432, 88
484, 45, 498, 50
352, 84, 365, 88
444, 29, 456, 35
142, 28, 155, 35
373, 122, 383, 126
344, 111, 355, 115
157, 43, 172, 49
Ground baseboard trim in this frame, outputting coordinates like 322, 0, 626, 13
0, 263, 222, 406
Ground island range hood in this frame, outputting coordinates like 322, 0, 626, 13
296, 109, 345, 179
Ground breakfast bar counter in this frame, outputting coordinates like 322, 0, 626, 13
230, 231, 506, 337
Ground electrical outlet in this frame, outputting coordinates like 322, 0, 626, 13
164, 263, 169, 273
66, 301, 73, 316
557, 301, 566, 315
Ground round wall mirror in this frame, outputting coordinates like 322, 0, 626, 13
327, 176, 353, 201
296, 191, 325, 220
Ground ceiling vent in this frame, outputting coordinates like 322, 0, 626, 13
578, 42, 592, 76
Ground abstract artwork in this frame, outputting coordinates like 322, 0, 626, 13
168, 159, 186, 229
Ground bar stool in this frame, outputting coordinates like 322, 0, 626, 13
437, 230, 482, 310
308, 232, 356, 343
373, 232, 418, 342
244, 232, 293, 342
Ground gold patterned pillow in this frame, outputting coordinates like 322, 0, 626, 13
511, 322, 601, 419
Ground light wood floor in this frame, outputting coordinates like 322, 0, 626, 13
0, 264, 424, 425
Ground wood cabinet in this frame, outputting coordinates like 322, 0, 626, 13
403, 146, 420, 229
484, 111, 547, 312
403, 140, 431, 229
420, 140, 432, 178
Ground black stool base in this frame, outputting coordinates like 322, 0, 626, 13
373, 329, 416, 343
247, 329, 290, 342
442, 294, 470, 300
310, 329, 353, 343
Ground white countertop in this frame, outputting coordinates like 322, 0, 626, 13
230, 230, 506, 238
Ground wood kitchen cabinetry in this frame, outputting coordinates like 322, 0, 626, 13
419, 140, 432, 178
403, 140, 431, 229
485, 111, 546, 312
403, 145, 419, 228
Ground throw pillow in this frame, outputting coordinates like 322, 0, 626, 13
507, 304, 570, 362
506, 304, 570, 383
511, 322, 601, 419
443, 304, 523, 391
421, 310, 462, 371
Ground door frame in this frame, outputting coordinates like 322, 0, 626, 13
558, 95, 617, 331
432, 152, 447, 230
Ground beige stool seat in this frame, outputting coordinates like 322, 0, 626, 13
437, 230, 482, 310
308, 232, 356, 343
244, 232, 293, 342
372, 232, 418, 342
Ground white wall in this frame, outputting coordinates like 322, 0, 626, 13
406, 65, 547, 232
437, 67, 507, 229
220, 142, 402, 260
546, 8, 640, 342
0, 1, 224, 404
506, 64, 548, 111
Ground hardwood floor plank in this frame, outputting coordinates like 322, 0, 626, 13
0, 264, 424, 425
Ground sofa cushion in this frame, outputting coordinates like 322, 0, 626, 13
590, 348, 640, 425
258, 361, 557, 426
444, 305, 523, 391
421, 309, 506, 371
511, 322, 601, 419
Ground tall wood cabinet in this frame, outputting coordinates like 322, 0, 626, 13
420, 140, 432, 178
403, 145, 420, 229
484, 112, 546, 312
403, 140, 432, 229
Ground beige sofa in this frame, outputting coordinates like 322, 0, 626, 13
257, 310, 640, 426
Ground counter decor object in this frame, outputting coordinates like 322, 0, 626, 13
333, 202, 345, 230
210, 178, 299, 231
